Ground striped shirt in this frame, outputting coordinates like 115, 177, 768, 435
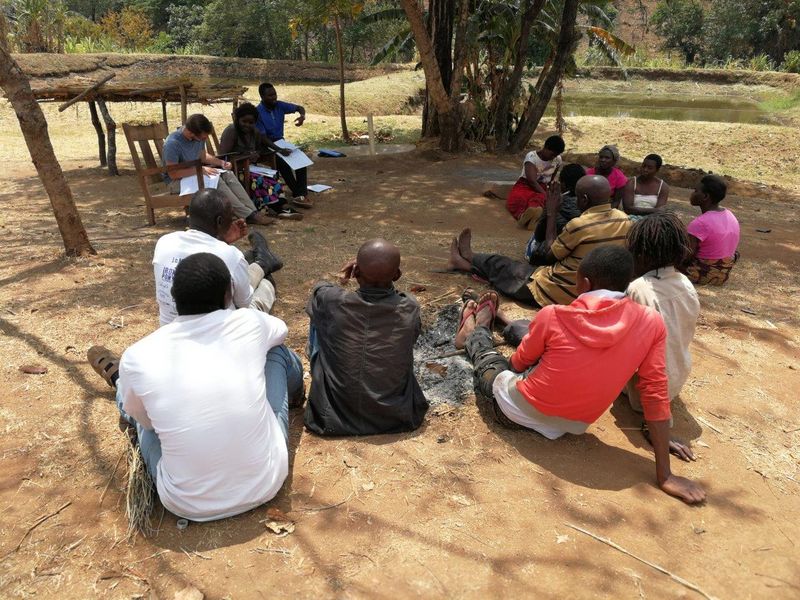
528, 204, 631, 306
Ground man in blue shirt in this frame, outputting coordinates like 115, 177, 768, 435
256, 83, 310, 207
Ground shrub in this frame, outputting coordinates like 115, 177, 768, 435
100, 6, 154, 51
782, 50, 800, 73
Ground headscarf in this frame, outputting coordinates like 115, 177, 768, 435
599, 144, 620, 162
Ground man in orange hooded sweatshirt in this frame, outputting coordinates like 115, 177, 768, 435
457, 245, 706, 505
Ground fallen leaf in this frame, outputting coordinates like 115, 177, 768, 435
450, 494, 471, 507
410, 285, 427, 293
174, 585, 204, 600
361, 482, 375, 492
425, 362, 448, 377
264, 507, 295, 536
19, 364, 47, 375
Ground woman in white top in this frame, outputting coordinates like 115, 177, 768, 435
622, 153, 670, 219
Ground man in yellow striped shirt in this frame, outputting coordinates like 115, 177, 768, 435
447, 176, 630, 308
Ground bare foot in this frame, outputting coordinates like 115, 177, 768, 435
447, 237, 472, 272
454, 299, 478, 349
457, 228, 474, 261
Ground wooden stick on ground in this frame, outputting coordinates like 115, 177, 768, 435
565, 523, 717, 600
420, 287, 460, 307
3, 501, 72, 558
99, 449, 127, 506
433, 341, 511, 360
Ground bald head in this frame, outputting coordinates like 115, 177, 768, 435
575, 175, 612, 208
189, 189, 233, 237
355, 239, 401, 288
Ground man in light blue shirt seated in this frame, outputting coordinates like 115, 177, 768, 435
163, 114, 273, 225
256, 82, 310, 207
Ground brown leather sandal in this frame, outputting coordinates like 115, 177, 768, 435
87, 345, 120, 388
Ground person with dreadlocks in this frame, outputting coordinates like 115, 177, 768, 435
625, 212, 700, 461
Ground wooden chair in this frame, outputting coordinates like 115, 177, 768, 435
122, 121, 204, 225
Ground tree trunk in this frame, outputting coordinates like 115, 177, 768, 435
0, 18, 95, 256
399, 0, 463, 152
508, 0, 580, 153
96, 98, 119, 176
333, 15, 349, 142
422, 0, 455, 137
493, 0, 547, 151
88, 100, 107, 167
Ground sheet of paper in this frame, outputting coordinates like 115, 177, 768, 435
307, 184, 332, 193
274, 139, 314, 170
179, 172, 220, 196
249, 165, 278, 178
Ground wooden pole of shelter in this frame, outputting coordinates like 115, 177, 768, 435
161, 98, 168, 129
88, 100, 106, 167
57, 73, 115, 112
96, 98, 119, 176
367, 114, 376, 156
179, 85, 187, 125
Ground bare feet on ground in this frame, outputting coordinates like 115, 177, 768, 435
447, 237, 472, 272
457, 228, 473, 261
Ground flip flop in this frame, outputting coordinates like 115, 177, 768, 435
470, 273, 489, 284
458, 299, 478, 331
461, 287, 479, 303
476, 291, 499, 329
87, 345, 119, 388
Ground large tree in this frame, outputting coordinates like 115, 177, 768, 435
399, 0, 584, 153
0, 15, 95, 256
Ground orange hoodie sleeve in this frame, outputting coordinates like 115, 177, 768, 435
510, 307, 552, 372
635, 312, 672, 422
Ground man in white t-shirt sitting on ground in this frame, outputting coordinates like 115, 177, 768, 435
153, 188, 282, 326
87, 253, 304, 521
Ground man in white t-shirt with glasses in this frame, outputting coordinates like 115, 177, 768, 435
87, 253, 304, 521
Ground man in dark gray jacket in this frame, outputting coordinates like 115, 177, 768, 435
304, 239, 429, 436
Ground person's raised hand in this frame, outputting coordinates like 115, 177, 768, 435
545, 180, 562, 217
222, 218, 247, 244
280, 148, 293, 156
295, 115, 305, 127
338, 258, 357, 285
660, 474, 706, 504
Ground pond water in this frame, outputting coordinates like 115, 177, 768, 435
546, 92, 776, 124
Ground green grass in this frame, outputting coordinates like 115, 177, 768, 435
759, 88, 800, 112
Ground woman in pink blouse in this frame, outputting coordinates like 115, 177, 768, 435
587, 145, 628, 208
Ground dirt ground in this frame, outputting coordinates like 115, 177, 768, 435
1, 105, 799, 599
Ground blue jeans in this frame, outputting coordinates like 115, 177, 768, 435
306, 324, 320, 361
116, 344, 303, 482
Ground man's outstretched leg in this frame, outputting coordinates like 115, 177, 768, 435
455, 292, 520, 428
446, 228, 540, 306
265, 345, 305, 443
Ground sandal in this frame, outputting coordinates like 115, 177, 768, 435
461, 287, 479, 303
87, 345, 120, 388
458, 298, 479, 331
476, 291, 499, 329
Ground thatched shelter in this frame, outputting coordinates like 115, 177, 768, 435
4, 53, 410, 174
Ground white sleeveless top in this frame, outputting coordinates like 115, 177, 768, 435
633, 176, 663, 209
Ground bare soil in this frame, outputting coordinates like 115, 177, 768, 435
0, 107, 799, 599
